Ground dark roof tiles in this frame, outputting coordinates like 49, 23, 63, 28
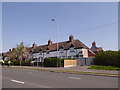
32, 39, 89, 53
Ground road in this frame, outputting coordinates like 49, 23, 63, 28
2, 67, 118, 88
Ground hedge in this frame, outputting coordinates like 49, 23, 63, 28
44, 58, 64, 67
10, 60, 20, 66
21, 60, 32, 66
93, 51, 120, 67
4, 60, 32, 66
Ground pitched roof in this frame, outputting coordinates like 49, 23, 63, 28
97, 47, 103, 51
32, 39, 89, 53
90, 45, 103, 53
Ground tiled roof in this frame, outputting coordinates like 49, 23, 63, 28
32, 39, 89, 53
88, 50, 96, 57
97, 47, 103, 51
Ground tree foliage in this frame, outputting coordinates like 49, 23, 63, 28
9, 42, 29, 61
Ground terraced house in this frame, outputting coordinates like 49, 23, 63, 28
30, 35, 102, 62
2, 35, 103, 62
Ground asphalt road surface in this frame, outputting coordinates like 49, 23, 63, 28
2, 67, 118, 88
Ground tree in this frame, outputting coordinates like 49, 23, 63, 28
9, 42, 30, 62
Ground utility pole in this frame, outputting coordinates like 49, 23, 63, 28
51, 18, 59, 67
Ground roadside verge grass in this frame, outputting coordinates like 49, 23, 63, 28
88, 65, 120, 71
3, 66, 120, 77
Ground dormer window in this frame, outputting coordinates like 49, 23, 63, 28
70, 44, 75, 52
39, 49, 42, 55
39, 51, 42, 55
70, 47, 74, 52
46, 51, 50, 54
29, 51, 32, 55
59, 46, 64, 53
60, 49, 64, 53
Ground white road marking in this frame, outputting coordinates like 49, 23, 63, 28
11, 79, 25, 84
28, 72, 32, 74
69, 77, 81, 80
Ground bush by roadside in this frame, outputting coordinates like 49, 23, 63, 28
21, 60, 32, 66
93, 51, 120, 67
44, 58, 64, 67
88, 65, 120, 71
11, 60, 20, 66
4, 60, 32, 66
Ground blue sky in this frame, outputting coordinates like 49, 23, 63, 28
2, 2, 118, 52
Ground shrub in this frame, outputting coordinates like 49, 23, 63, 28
44, 58, 64, 67
11, 60, 20, 66
10, 60, 32, 66
4, 61, 8, 65
21, 60, 32, 66
94, 51, 120, 67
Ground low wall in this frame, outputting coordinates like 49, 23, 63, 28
64, 60, 77, 68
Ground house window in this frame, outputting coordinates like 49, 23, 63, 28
59, 46, 64, 53
79, 51, 82, 54
59, 49, 64, 53
73, 55, 76, 58
68, 56, 71, 58
62, 56, 66, 58
69, 44, 75, 52
46, 51, 49, 54
79, 55, 83, 57
70, 47, 75, 52
39, 52, 42, 55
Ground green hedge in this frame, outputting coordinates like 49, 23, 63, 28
11, 60, 20, 66
21, 60, 32, 66
44, 58, 64, 67
94, 51, 120, 67
5, 60, 32, 66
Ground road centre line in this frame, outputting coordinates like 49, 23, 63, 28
11, 79, 25, 84
28, 72, 32, 74
68, 77, 81, 80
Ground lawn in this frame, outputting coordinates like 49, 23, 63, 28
88, 65, 120, 71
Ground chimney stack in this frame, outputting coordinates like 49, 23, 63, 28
32, 43, 37, 48
9, 49, 12, 52
92, 41, 96, 46
48, 39, 52, 46
69, 35, 74, 42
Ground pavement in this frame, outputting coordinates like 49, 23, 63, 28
2, 67, 118, 88
3, 65, 119, 77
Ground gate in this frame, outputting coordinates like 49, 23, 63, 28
77, 57, 94, 66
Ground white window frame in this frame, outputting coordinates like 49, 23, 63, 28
59, 48, 64, 53
70, 47, 75, 52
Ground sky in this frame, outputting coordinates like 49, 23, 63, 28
2, 2, 118, 52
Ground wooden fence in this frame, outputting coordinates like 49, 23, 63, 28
64, 60, 77, 68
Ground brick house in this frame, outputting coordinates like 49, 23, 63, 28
90, 41, 103, 54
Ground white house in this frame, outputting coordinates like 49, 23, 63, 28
30, 35, 94, 62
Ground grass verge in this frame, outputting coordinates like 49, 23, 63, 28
88, 65, 120, 71
3, 66, 120, 77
